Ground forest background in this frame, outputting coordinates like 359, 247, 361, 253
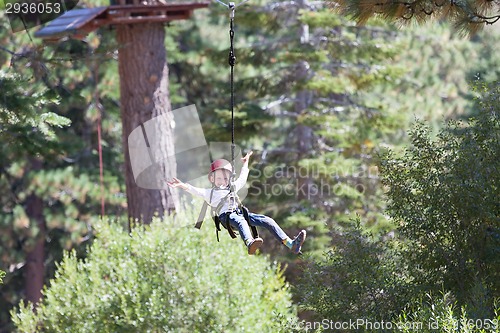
0, 0, 499, 331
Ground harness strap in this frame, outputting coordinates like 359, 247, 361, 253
195, 202, 208, 229
195, 188, 216, 229
194, 187, 257, 241
242, 206, 259, 239
221, 214, 237, 240
215, 191, 237, 241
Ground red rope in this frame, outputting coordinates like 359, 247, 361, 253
97, 111, 105, 218
94, 62, 105, 218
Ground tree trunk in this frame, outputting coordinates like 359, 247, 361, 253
117, 23, 177, 224
295, 1, 314, 201
24, 159, 45, 305
295, 82, 314, 201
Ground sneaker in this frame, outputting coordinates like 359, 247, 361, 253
247, 237, 264, 255
291, 230, 306, 254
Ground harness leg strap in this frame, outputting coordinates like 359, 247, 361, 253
242, 206, 259, 239
195, 201, 209, 229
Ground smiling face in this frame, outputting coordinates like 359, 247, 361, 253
209, 169, 232, 188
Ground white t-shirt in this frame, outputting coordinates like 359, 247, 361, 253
184, 165, 249, 215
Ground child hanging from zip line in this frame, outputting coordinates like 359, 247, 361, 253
167, 151, 306, 255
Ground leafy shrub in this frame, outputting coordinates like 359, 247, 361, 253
12, 214, 297, 332
295, 221, 410, 323
380, 82, 500, 314
0, 270, 4, 284
396, 293, 500, 333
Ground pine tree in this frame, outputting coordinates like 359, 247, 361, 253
380, 81, 500, 315
334, 0, 500, 34
0, 67, 69, 327
0, 12, 125, 329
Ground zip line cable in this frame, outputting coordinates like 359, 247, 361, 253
214, 0, 250, 190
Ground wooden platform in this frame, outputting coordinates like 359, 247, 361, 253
35, 2, 210, 40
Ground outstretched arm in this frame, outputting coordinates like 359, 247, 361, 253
167, 177, 207, 199
233, 151, 253, 191
167, 177, 189, 191
241, 150, 253, 166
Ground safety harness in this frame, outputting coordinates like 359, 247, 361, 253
195, 187, 258, 242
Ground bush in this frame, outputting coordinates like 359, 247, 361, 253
380, 82, 500, 314
12, 214, 297, 332
396, 293, 500, 333
295, 221, 410, 323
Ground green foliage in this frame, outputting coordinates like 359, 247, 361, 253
295, 221, 409, 323
0, 70, 67, 157
12, 214, 297, 332
380, 81, 500, 315
0, 10, 126, 328
0, 270, 4, 284
371, 23, 500, 138
3, 1, 500, 331
292, 82, 499, 330
335, 0, 500, 35
396, 293, 500, 333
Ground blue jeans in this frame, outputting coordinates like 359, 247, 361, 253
219, 209, 288, 243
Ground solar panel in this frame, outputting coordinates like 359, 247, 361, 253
34, 7, 107, 39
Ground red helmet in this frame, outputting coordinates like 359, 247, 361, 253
208, 159, 233, 181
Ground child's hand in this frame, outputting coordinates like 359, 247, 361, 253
241, 151, 253, 164
167, 177, 186, 190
